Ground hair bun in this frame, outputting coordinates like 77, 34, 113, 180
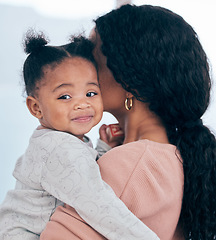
23, 29, 49, 54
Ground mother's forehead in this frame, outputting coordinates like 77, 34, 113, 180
88, 28, 97, 44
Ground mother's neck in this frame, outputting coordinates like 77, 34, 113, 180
116, 99, 169, 144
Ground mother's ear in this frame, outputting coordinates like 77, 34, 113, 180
126, 92, 134, 99
26, 96, 43, 119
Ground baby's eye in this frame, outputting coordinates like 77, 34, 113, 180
86, 92, 98, 97
58, 95, 71, 100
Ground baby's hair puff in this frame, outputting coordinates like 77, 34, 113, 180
23, 29, 49, 55
23, 28, 68, 97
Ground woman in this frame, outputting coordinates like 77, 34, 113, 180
41, 4, 216, 240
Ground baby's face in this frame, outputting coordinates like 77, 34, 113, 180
37, 57, 103, 139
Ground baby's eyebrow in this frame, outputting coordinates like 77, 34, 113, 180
88, 82, 99, 87
52, 83, 73, 92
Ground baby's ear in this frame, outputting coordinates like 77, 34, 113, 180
26, 96, 43, 119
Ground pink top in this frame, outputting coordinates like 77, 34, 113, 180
41, 140, 184, 240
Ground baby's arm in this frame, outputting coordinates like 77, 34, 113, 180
40, 135, 159, 240
96, 124, 124, 158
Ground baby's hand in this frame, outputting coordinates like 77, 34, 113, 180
99, 124, 124, 148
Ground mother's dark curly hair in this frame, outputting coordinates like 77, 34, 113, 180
95, 4, 216, 239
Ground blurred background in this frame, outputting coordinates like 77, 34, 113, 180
0, 0, 215, 203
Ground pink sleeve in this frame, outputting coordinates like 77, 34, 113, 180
40, 205, 106, 240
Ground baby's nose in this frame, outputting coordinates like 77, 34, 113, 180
74, 100, 90, 110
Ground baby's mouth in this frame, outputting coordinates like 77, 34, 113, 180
72, 115, 93, 123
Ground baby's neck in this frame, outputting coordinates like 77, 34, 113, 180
36, 125, 47, 130
36, 125, 85, 141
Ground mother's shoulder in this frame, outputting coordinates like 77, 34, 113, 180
97, 139, 181, 185
98, 139, 177, 163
